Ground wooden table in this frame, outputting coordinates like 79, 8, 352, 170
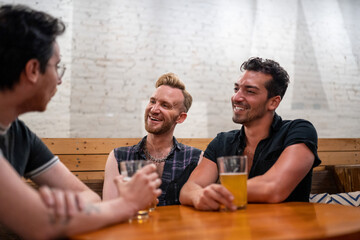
71, 202, 360, 240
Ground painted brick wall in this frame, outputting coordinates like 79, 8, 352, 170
2, 0, 359, 138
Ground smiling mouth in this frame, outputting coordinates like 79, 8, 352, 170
233, 104, 249, 112
149, 116, 162, 122
234, 106, 245, 111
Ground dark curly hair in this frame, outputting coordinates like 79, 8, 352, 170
240, 57, 290, 100
0, 4, 65, 90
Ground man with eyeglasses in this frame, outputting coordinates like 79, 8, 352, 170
0, 4, 161, 239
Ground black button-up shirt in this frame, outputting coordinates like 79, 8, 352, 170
204, 113, 321, 202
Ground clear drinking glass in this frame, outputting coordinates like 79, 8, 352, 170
217, 155, 248, 210
148, 199, 158, 212
119, 160, 155, 221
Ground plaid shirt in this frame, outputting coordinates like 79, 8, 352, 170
114, 136, 202, 206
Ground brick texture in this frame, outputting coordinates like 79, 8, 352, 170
2, 0, 359, 138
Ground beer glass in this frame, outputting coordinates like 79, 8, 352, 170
119, 160, 154, 221
149, 199, 158, 212
217, 155, 248, 210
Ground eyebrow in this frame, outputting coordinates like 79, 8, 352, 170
150, 97, 173, 106
245, 85, 260, 90
234, 83, 260, 90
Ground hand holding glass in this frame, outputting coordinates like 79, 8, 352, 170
120, 160, 157, 221
217, 155, 248, 210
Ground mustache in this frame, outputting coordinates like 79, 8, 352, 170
232, 102, 249, 108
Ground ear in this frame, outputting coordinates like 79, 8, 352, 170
267, 95, 281, 111
23, 59, 41, 84
175, 112, 187, 124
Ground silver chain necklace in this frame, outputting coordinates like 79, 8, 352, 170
143, 144, 175, 164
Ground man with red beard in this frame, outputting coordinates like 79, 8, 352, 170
103, 73, 203, 206
180, 57, 321, 211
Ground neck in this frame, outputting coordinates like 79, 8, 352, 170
0, 93, 21, 127
144, 132, 175, 164
0, 78, 34, 126
146, 132, 174, 152
243, 112, 274, 147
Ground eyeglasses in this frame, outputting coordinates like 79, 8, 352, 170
56, 63, 66, 79
47, 63, 66, 79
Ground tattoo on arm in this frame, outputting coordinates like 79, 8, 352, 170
47, 204, 101, 226
83, 204, 101, 215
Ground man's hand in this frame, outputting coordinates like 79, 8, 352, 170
193, 184, 237, 211
39, 186, 85, 221
114, 164, 162, 212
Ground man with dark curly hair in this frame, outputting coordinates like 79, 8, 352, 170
180, 57, 321, 211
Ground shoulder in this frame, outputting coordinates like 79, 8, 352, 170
9, 119, 39, 142
276, 118, 319, 150
113, 141, 142, 161
10, 119, 31, 133
213, 129, 241, 144
280, 118, 317, 137
177, 142, 202, 154
114, 144, 138, 155
283, 118, 315, 128
206, 129, 241, 153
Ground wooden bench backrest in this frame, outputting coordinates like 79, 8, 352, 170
42, 138, 360, 181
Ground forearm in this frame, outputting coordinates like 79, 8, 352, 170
78, 188, 101, 203
180, 158, 220, 207
0, 159, 136, 239
247, 144, 315, 203
4, 189, 135, 239
179, 181, 202, 206
59, 197, 136, 237
247, 176, 286, 203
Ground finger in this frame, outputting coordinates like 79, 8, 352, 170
148, 172, 160, 181
200, 198, 219, 211
201, 188, 222, 210
52, 189, 66, 218
38, 186, 54, 207
154, 188, 162, 198
211, 185, 237, 211
195, 192, 219, 211
201, 184, 235, 210
75, 193, 85, 212
64, 191, 77, 217
139, 164, 157, 174
153, 178, 162, 189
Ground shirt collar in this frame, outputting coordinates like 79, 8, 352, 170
0, 122, 11, 135
134, 135, 182, 152
238, 112, 282, 147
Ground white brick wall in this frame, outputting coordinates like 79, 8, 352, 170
2, 0, 359, 138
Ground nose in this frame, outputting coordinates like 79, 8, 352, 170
232, 89, 244, 102
150, 103, 160, 113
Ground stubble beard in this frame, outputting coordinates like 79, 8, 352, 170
144, 113, 176, 135
232, 105, 267, 125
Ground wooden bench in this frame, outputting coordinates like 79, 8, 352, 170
40, 138, 360, 197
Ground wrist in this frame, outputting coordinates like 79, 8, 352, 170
113, 197, 138, 220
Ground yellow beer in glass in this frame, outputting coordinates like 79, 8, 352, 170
217, 156, 248, 210
219, 172, 247, 208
